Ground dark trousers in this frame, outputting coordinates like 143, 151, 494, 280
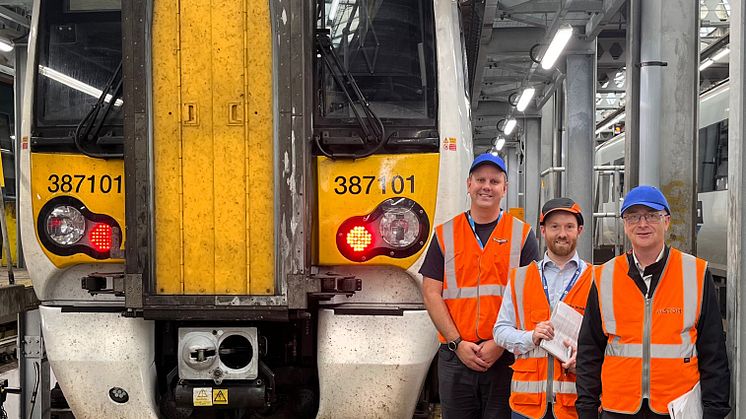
437, 345, 514, 419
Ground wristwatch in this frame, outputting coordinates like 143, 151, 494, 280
447, 337, 462, 352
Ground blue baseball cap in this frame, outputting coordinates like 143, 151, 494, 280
470, 153, 507, 175
621, 185, 671, 215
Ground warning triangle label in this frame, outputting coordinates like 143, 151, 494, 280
213, 389, 228, 404
193, 387, 213, 406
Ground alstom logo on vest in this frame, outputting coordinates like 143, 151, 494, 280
655, 307, 683, 315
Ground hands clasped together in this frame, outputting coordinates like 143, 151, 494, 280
455, 339, 506, 372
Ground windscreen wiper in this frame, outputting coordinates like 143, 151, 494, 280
74, 60, 124, 158
315, 31, 387, 159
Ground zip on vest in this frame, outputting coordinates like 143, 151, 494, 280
547, 354, 554, 404
642, 283, 652, 399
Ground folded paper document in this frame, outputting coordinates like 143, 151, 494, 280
539, 301, 583, 363
667, 382, 702, 419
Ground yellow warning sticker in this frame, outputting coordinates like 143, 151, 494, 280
213, 389, 228, 405
193, 387, 213, 406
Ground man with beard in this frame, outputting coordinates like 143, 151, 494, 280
421, 153, 539, 419
493, 197, 593, 419
575, 186, 730, 418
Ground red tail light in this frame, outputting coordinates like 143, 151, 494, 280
345, 225, 373, 252
89, 223, 113, 252
336, 198, 429, 262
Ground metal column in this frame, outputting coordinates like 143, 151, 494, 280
13, 42, 26, 268
624, 0, 641, 192
565, 48, 596, 262
637, 0, 698, 252
506, 145, 520, 211
540, 94, 556, 208
524, 119, 541, 227
727, 0, 746, 414
19, 309, 50, 419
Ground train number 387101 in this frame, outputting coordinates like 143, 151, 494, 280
334, 175, 415, 195
48, 174, 123, 194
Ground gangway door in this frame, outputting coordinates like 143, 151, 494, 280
150, 1, 274, 296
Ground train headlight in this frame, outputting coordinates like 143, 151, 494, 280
336, 198, 429, 262
37, 197, 123, 259
380, 207, 420, 249
45, 206, 85, 245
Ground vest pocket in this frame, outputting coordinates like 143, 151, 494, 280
555, 392, 576, 407
530, 308, 550, 323
511, 392, 542, 406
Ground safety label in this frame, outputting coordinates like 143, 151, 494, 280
193, 388, 213, 406
213, 389, 228, 404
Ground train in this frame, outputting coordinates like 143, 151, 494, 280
19, 0, 474, 417
594, 80, 729, 280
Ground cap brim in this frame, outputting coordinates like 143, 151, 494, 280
622, 201, 666, 213
469, 161, 506, 174
540, 207, 583, 224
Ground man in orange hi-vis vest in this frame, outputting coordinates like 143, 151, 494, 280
575, 185, 731, 419
421, 153, 539, 418
493, 197, 593, 419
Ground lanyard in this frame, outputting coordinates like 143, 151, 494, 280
466, 210, 502, 250
540, 261, 582, 306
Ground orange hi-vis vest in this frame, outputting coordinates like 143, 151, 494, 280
596, 248, 705, 414
435, 211, 530, 343
508, 261, 593, 419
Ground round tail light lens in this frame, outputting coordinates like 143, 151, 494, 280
46, 206, 85, 245
380, 208, 420, 249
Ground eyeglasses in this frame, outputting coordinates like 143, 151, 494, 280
622, 212, 667, 225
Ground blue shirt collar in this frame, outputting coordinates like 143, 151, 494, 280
541, 251, 583, 272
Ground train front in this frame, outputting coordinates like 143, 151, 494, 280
19, 0, 473, 417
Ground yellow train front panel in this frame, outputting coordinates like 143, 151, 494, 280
30, 153, 125, 267
152, 0, 274, 295
317, 153, 439, 268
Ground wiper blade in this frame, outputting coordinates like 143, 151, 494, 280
74, 60, 124, 158
316, 31, 387, 158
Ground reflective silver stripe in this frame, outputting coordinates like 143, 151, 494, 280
517, 346, 548, 359
599, 262, 617, 335
553, 381, 577, 395
442, 284, 505, 300
605, 341, 697, 359
509, 218, 524, 269
442, 220, 458, 292
681, 253, 699, 331
511, 380, 546, 393
513, 266, 529, 330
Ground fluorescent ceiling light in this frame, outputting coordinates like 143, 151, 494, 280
699, 59, 714, 71
329, 0, 340, 21
494, 137, 506, 151
503, 118, 517, 135
516, 87, 535, 112
0, 38, 12, 52
541, 26, 573, 70
712, 47, 730, 61
39, 65, 123, 107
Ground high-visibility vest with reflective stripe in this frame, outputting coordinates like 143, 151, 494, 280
435, 211, 530, 343
508, 261, 593, 419
596, 248, 705, 414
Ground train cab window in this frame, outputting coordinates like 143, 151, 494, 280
315, 0, 437, 124
33, 1, 122, 149
698, 120, 728, 192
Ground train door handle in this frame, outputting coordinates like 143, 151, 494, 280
183, 103, 199, 126
228, 102, 243, 125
